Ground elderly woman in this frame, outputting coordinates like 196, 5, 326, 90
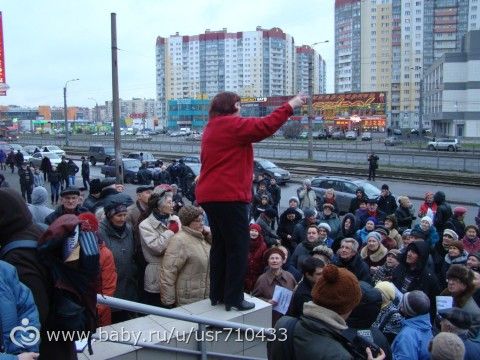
373, 281, 404, 344
360, 231, 388, 271
252, 247, 297, 326
316, 188, 339, 214
160, 206, 211, 307
99, 200, 138, 323
440, 264, 480, 314
418, 191, 437, 219
439, 241, 469, 289
355, 217, 377, 246
139, 187, 181, 306
412, 216, 439, 248
462, 225, 480, 255
395, 196, 416, 232
383, 214, 402, 248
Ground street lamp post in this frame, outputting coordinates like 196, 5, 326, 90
63, 78, 79, 146
307, 40, 329, 161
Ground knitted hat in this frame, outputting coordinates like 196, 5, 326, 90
312, 245, 334, 262
421, 216, 433, 226
249, 223, 262, 234
449, 241, 464, 253
443, 229, 459, 241
374, 225, 389, 236
468, 252, 480, 262
178, 205, 203, 226
446, 264, 474, 286
453, 206, 467, 216
303, 179, 311, 186
311, 264, 362, 315
367, 231, 382, 243
402, 228, 412, 237
375, 281, 396, 305
429, 332, 465, 360
264, 247, 286, 262
438, 307, 473, 330
288, 196, 299, 204
304, 208, 316, 218
365, 216, 378, 225
104, 201, 128, 218
399, 290, 430, 318
317, 222, 331, 233
89, 179, 103, 195
78, 212, 99, 232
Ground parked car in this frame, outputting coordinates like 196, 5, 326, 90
178, 155, 201, 164
30, 152, 62, 168
299, 176, 382, 215
127, 151, 156, 167
169, 130, 188, 137
393, 129, 402, 135
427, 138, 461, 151
41, 145, 66, 157
317, 130, 328, 139
299, 131, 308, 139
88, 145, 116, 166
23, 145, 41, 154
185, 134, 202, 142
384, 136, 403, 146
331, 131, 345, 140
345, 131, 357, 140
253, 158, 290, 185
8, 143, 24, 152
101, 158, 142, 183
361, 132, 372, 141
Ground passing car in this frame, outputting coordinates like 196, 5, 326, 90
253, 158, 290, 185
88, 145, 115, 166
127, 151, 156, 167
345, 131, 357, 140
135, 133, 152, 141
384, 136, 403, 146
185, 133, 202, 142
101, 158, 142, 183
41, 145, 66, 157
361, 132, 372, 141
29, 152, 62, 168
301, 176, 382, 215
23, 145, 41, 154
427, 138, 461, 152
8, 143, 24, 152
178, 155, 201, 164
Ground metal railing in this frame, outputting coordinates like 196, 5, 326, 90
96, 295, 271, 360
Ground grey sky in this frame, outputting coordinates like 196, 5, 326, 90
0, 0, 334, 108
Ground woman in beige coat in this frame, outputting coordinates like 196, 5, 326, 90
160, 206, 212, 306
138, 187, 181, 306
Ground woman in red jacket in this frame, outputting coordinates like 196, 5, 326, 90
196, 91, 305, 311
244, 224, 267, 293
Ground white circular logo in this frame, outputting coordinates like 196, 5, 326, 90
9, 318, 40, 348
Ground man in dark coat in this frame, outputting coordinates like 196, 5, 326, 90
268, 177, 281, 227
14, 149, 24, 169
377, 183, 397, 216
18, 163, 34, 203
0, 188, 76, 359
56, 156, 69, 190
91, 178, 134, 213
80, 156, 90, 190
288, 257, 324, 318
292, 208, 318, 244
44, 187, 89, 225
358, 198, 387, 228
277, 207, 303, 254
392, 241, 441, 316
434, 191, 453, 237
368, 152, 379, 181
349, 187, 368, 214
40, 155, 52, 182
335, 237, 373, 284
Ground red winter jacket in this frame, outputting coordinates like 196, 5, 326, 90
196, 103, 293, 204
96, 241, 117, 327
244, 236, 267, 293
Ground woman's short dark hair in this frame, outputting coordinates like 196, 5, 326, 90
209, 92, 241, 119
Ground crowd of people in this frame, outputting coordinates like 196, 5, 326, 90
0, 91, 479, 359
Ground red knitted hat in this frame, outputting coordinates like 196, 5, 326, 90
78, 212, 99, 232
311, 264, 362, 315
249, 223, 262, 234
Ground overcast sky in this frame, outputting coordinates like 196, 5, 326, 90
0, 0, 334, 108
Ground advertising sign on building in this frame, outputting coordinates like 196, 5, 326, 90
0, 12, 6, 96
310, 92, 386, 128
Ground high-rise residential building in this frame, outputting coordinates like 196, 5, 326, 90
335, 0, 479, 130
105, 98, 156, 122
295, 45, 327, 95
155, 27, 326, 128
335, 0, 361, 93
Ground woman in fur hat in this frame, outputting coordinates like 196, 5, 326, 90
138, 187, 181, 307
441, 264, 480, 314
160, 205, 211, 307
252, 247, 297, 326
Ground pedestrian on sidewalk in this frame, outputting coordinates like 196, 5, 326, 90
0, 147, 6, 170
40, 154, 52, 183
6, 149, 15, 173
47, 165, 61, 205
67, 158, 79, 186
18, 162, 34, 203
81, 156, 90, 190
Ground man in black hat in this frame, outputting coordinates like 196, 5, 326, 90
438, 307, 480, 359
126, 185, 153, 229
256, 206, 280, 247
358, 198, 386, 228
83, 178, 103, 212
93, 178, 133, 213
44, 187, 88, 225
377, 184, 397, 216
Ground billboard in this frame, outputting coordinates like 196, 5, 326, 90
0, 12, 5, 96
309, 92, 386, 127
